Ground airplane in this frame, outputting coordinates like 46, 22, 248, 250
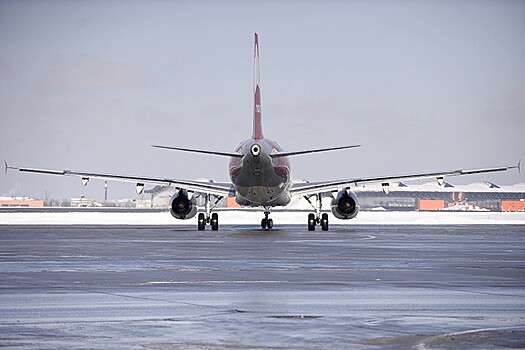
5, 33, 521, 231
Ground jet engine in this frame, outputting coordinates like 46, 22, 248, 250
331, 190, 359, 220
169, 189, 197, 220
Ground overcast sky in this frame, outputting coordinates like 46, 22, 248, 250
1, 0, 524, 200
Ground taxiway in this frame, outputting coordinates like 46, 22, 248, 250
1, 224, 524, 349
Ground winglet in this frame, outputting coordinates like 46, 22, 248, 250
518, 159, 522, 174
4, 160, 17, 174
252, 33, 264, 140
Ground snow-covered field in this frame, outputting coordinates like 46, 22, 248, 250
1, 210, 524, 226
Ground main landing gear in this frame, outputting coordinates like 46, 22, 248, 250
305, 194, 329, 231
198, 212, 219, 231
261, 208, 273, 230
307, 213, 329, 231
198, 194, 222, 231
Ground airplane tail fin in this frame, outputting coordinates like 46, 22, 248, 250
252, 33, 264, 140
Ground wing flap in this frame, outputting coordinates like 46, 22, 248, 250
6, 163, 233, 197
291, 162, 520, 197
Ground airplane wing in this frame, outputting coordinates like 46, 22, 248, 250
4, 162, 234, 197
290, 161, 521, 197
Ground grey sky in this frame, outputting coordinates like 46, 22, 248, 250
1, 0, 524, 200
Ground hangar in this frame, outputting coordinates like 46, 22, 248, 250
354, 182, 525, 212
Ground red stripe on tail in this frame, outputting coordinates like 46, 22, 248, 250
252, 33, 264, 140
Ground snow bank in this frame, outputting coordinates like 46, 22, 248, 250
0, 210, 524, 226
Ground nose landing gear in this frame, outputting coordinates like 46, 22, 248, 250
261, 208, 273, 230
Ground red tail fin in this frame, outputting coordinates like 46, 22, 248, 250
252, 33, 263, 140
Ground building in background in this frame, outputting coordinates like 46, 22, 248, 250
70, 197, 103, 207
0, 197, 44, 207
354, 182, 525, 212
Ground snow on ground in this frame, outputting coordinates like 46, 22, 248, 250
1, 210, 524, 226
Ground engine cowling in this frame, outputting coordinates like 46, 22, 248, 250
331, 190, 359, 220
169, 189, 197, 220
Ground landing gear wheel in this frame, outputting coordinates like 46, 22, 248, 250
261, 209, 273, 230
321, 213, 329, 231
198, 213, 206, 231
308, 213, 316, 231
211, 213, 219, 231
261, 218, 274, 230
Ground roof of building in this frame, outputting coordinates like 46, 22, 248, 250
354, 182, 525, 193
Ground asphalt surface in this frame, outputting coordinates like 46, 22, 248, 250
1, 224, 524, 349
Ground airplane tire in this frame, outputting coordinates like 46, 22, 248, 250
211, 213, 219, 231
321, 213, 329, 231
261, 218, 273, 230
198, 213, 206, 231
308, 213, 316, 231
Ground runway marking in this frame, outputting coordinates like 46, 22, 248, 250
140, 280, 290, 285
267, 315, 322, 320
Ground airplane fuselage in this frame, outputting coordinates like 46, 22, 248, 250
229, 138, 291, 207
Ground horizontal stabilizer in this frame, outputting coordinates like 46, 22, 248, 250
271, 144, 361, 158
152, 145, 243, 158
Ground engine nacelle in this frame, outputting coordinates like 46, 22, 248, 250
169, 189, 197, 220
331, 190, 359, 220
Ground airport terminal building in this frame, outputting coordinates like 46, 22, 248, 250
353, 182, 525, 212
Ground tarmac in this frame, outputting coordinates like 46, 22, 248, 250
1, 224, 524, 349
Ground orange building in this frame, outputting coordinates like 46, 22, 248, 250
226, 197, 241, 208
0, 197, 44, 207
418, 199, 445, 211
501, 200, 525, 212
